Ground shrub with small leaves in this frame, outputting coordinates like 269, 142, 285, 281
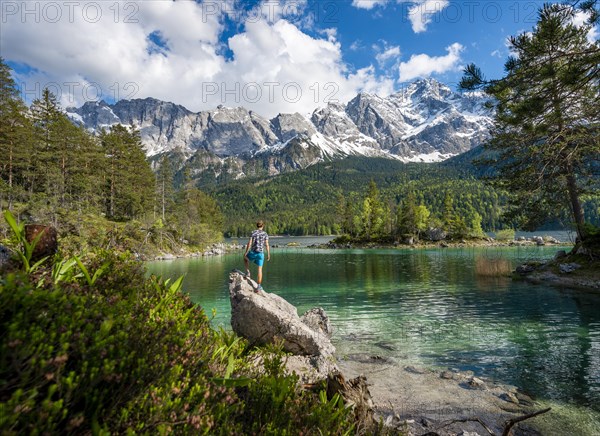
0, 246, 354, 434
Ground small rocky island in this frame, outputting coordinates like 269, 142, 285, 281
229, 271, 551, 435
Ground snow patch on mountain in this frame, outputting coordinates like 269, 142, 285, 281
66, 78, 493, 177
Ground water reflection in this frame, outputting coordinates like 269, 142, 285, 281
146, 245, 600, 413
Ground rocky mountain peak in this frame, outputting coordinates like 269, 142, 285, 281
66, 78, 493, 178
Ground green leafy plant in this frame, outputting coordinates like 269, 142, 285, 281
51, 257, 78, 284
73, 255, 108, 287
1, 248, 356, 434
2, 210, 48, 273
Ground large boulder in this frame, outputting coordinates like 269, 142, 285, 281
229, 271, 375, 424
229, 272, 335, 357
24, 224, 58, 261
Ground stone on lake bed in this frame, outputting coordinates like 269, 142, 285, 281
516, 264, 536, 274
559, 263, 581, 274
374, 341, 396, 351
499, 392, 520, 404
467, 376, 486, 389
404, 365, 427, 374
440, 370, 455, 380
343, 354, 394, 365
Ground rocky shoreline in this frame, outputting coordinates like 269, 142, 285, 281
228, 271, 551, 435
338, 358, 546, 435
153, 242, 244, 261
320, 235, 571, 250
515, 246, 600, 291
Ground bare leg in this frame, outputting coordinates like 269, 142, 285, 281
244, 256, 250, 277
257, 265, 263, 285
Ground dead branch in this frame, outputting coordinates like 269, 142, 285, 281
435, 417, 495, 436
502, 407, 551, 436
432, 407, 551, 436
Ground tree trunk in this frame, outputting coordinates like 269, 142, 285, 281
8, 139, 13, 210
162, 178, 165, 221
110, 157, 115, 217
566, 171, 586, 242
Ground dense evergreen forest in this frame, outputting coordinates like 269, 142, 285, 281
200, 156, 599, 238
0, 59, 223, 256
2, 52, 598, 245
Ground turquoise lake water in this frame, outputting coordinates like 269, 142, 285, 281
146, 241, 600, 430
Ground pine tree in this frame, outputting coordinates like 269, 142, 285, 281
361, 180, 385, 239
414, 205, 431, 238
0, 58, 33, 209
460, 4, 600, 241
397, 191, 417, 236
156, 155, 175, 222
29, 89, 62, 198
397, 191, 431, 239
100, 125, 154, 219
442, 191, 455, 231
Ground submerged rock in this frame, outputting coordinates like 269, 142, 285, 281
559, 263, 581, 274
344, 354, 394, 365
405, 365, 427, 374
515, 264, 535, 274
467, 376, 486, 389
499, 392, 520, 405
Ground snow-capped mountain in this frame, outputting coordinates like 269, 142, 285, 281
66, 78, 493, 177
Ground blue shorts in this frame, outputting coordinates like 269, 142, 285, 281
246, 250, 265, 267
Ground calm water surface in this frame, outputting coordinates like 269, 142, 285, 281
146, 239, 600, 429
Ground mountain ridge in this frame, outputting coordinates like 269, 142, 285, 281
66, 78, 493, 179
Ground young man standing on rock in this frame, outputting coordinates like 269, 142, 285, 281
244, 220, 270, 291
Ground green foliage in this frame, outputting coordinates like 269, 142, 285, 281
210, 157, 515, 237
0, 256, 237, 434
0, 210, 354, 434
0, 59, 223, 254
2, 210, 48, 273
360, 180, 385, 239
460, 4, 600, 241
236, 342, 354, 435
170, 186, 223, 246
495, 228, 516, 241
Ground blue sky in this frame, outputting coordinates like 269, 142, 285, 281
1, 0, 594, 117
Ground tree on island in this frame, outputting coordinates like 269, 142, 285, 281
460, 4, 600, 242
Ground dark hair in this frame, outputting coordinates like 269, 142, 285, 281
256, 220, 264, 228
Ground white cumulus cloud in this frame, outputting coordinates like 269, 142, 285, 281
572, 10, 600, 43
2, 0, 393, 117
351, 0, 390, 10
398, 42, 464, 82
407, 0, 449, 33
375, 45, 401, 66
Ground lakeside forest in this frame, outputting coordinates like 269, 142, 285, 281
1, 2, 599, 434
1, 55, 599, 248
